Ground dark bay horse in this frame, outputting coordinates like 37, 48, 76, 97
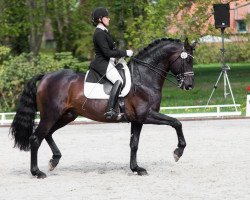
10, 38, 195, 178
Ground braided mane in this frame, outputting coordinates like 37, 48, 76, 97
135, 38, 181, 59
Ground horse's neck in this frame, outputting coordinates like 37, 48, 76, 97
130, 57, 167, 92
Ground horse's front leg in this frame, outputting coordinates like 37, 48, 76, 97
130, 122, 148, 175
144, 110, 186, 162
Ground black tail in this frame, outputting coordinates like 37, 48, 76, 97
10, 74, 44, 151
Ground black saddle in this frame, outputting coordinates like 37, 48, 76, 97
86, 63, 126, 95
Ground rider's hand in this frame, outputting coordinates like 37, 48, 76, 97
126, 50, 133, 57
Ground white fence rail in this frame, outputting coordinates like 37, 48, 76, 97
160, 104, 241, 118
0, 104, 242, 125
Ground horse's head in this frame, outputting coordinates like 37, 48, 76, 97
169, 38, 196, 90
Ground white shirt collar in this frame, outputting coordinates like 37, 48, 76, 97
96, 24, 108, 32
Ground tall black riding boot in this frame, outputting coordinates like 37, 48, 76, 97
104, 80, 123, 120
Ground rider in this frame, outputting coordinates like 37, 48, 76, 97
90, 7, 133, 120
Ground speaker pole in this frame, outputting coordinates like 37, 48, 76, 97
220, 27, 229, 71
221, 27, 226, 66
206, 27, 237, 111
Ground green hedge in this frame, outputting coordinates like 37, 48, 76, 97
0, 52, 89, 112
0, 46, 11, 64
194, 42, 250, 64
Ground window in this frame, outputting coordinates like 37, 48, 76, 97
237, 20, 247, 33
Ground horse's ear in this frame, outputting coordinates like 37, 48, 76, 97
191, 40, 198, 49
184, 37, 189, 49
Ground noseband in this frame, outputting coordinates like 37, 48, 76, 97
131, 50, 194, 87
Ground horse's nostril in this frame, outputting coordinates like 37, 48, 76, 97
186, 85, 193, 90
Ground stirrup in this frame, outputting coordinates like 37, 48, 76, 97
104, 109, 123, 120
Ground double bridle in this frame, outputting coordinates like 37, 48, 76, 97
170, 50, 194, 87
131, 49, 194, 88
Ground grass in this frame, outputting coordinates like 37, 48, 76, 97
161, 63, 250, 115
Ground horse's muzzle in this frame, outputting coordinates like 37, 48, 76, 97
179, 76, 194, 90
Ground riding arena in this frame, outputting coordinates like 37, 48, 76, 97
0, 119, 249, 199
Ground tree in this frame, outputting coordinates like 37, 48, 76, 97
125, 0, 183, 50
108, 0, 148, 49
47, 0, 76, 52
27, 0, 48, 56
0, 0, 30, 54
0, 0, 240, 57
0, 0, 48, 55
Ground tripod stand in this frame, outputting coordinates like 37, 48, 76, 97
206, 27, 238, 111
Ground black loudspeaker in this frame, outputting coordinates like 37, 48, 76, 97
213, 4, 230, 28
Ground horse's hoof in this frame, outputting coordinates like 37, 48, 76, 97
132, 166, 148, 176
37, 171, 47, 179
138, 170, 148, 176
136, 167, 148, 176
48, 160, 55, 171
173, 152, 180, 162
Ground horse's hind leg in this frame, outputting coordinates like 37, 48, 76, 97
46, 112, 77, 171
46, 135, 62, 171
130, 122, 148, 175
29, 120, 55, 179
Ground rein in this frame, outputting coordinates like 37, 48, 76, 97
131, 51, 194, 88
131, 57, 178, 87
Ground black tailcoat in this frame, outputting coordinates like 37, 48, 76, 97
90, 28, 127, 76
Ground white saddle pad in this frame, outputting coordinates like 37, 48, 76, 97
84, 58, 131, 99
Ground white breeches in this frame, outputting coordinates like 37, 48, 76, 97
106, 59, 123, 84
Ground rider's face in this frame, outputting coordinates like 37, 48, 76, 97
102, 16, 110, 26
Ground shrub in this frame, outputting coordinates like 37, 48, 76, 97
0, 52, 89, 112
0, 46, 11, 63
194, 42, 250, 64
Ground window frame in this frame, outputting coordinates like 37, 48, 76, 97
237, 20, 248, 33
